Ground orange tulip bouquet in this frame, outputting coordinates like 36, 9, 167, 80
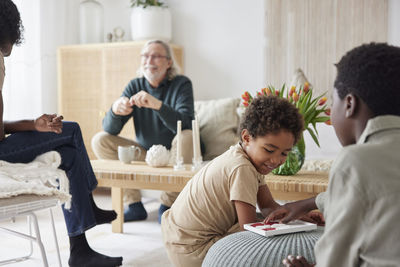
241, 83, 331, 175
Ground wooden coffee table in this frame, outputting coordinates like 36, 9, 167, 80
91, 160, 196, 233
265, 171, 329, 201
91, 159, 329, 233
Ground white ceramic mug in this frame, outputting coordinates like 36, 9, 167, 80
118, 145, 142, 164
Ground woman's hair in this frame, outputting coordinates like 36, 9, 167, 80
136, 39, 180, 80
0, 0, 24, 46
239, 96, 304, 143
334, 42, 400, 116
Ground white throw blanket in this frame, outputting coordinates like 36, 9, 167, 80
0, 151, 71, 208
302, 159, 333, 172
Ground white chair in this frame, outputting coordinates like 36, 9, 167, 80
0, 195, 62, 266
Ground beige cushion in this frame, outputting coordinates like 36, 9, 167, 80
195, 98, 241, 161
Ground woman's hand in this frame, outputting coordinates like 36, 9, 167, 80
34, 114, 63, 133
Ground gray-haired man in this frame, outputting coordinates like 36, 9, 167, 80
92, 40, 195, 223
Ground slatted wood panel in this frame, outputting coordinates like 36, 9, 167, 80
265, 171, 329, 201
92, 159, 194, 192
265, 0, 388, 97
92, 160, 328, 195
57, 41, 183, 159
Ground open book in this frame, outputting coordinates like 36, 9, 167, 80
244, 220, 317, 237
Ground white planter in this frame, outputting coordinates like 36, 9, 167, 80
79, 0, 104, 44
130, 6, 172, 42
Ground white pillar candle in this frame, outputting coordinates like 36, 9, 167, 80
176, 120, 182, 162
192, 120, 199, 161
195, 119, 201, 159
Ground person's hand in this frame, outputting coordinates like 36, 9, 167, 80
282, 255, 314, 267
263, 205, 290, 223
264, 201, 312, 224
112, 96, 133, 115
130, 90, 162, 110
34, 114, 63, 134
300, 211, 325, 226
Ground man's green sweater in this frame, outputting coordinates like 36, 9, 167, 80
103, 75, 194, 150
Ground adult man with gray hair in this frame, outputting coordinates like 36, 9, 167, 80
92, 40, 195, 223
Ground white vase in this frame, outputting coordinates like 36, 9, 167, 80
130, 6, 172, 42
79, 0, 104, 44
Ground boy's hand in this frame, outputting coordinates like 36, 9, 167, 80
264, 202, 307, 224
34, 114, 63, 133
264, 198, 317, 224
300, 211, 325, 226
264, 206, 290, 223
283, 255, 314, 267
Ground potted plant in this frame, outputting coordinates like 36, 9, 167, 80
130, 0, 171, 42
241, 82, 331, 175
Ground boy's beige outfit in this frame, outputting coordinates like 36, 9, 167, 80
161, 143, 265, 267
315, 115, 400, 266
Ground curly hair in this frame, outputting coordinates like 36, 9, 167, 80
334, 42, 400, 116
0, 0, 24, 47
239, 96, 304, 144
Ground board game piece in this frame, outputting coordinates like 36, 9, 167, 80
244, 220, 317, 237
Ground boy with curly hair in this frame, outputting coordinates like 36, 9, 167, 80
161, 96, 304, 266
268, 43, 400, 267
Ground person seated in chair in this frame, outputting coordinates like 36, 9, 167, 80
0, 1, 122, 266
92, 40, 196, 223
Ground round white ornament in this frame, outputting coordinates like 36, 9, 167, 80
145, 145, 170, 167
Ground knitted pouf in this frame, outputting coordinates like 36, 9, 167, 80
202, 227, 323, 267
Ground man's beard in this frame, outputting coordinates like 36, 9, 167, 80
143, 65, 166, 84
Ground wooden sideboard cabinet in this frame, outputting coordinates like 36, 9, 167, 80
57, 41, 183, 159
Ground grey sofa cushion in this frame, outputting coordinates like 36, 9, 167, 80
203, 227, 323, 267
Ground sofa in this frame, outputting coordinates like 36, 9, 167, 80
194, 97, 242, 160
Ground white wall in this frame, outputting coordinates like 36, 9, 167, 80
388, 0, 400, 46
168, 0, 265, 101
3, 0, 78, 119
100, 0, 266, 101
3, 0, 42, 120
4, 0, 400, 160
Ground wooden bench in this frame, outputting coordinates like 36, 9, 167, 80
91, 159, 329, 233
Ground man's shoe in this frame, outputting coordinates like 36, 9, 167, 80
124, 201, 148, 222
158, 204, 170, 224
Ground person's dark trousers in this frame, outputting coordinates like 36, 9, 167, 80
0, 121, 98, 236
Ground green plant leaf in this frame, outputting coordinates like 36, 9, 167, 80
306, 127, 321, 147
131, 0, 164, 7
242, 84, 330, 150
314, 116, 330, 123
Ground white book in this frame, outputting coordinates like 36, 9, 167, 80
244, 220, 317, 237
